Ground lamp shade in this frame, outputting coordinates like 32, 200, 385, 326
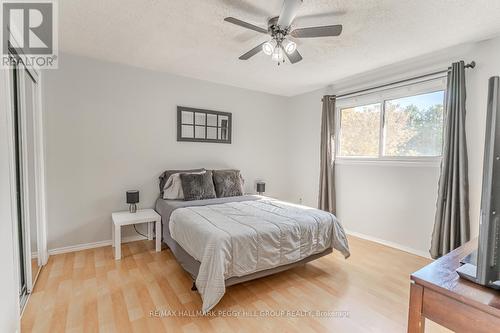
256, 182, 266, 193
126, 190, 139, 204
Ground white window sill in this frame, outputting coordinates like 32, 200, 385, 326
335, 157, 441, 167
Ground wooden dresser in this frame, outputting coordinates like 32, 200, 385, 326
408, 238, 500, 333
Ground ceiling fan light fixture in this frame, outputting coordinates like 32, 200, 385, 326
225, 0, 343, 65
271, 46, 284, 62
262, 41, 275, 55
284, 40, 297, 54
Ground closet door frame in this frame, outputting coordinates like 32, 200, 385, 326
4, 34, 48, 310
18, 61, 39, 293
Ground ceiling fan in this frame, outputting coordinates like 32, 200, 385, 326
224, 0, 343, 65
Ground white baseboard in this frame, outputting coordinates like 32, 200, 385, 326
345, 229, 431, 259
48, 234, 147, 256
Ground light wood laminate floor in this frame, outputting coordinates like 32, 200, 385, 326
21, 236, 450, 332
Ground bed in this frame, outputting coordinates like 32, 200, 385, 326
155, 194, 350, 313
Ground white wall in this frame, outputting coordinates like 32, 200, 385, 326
43, 53, 291, 250
0, 70, 21, 332
286, 36, 500, 256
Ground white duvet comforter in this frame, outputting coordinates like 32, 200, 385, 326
169, 198, 350, 313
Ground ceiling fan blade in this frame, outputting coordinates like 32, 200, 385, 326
291, 24, 343, 38
284, 48, 303, 64
277, 0, 303, 28
239, 42, 265, 60
224, 17, 268, 34
294, 11, 347, 27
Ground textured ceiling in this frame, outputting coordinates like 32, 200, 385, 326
60, 0, 500, 96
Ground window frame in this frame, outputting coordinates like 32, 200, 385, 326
334, 76, 447, 166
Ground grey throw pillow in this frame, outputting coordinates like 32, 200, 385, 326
212, 170, 244, 198
180, 170, 216, 201
159, 168, 205, 195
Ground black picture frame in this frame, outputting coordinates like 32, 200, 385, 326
177, 106, 232, 144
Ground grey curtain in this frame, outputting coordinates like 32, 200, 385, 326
430, 61, 470, 259
318, 95, 336, 213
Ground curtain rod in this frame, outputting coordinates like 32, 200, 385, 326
322, 61, 476, 101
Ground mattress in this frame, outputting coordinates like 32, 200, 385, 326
155, 195, 350, 313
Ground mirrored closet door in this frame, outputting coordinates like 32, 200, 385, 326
9, 47, 43, 308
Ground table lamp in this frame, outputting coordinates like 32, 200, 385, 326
256, 182, 266, 196
126, 190, 139, 213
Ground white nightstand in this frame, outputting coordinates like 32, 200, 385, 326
111, 208, 161, 260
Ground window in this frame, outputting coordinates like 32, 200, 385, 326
384, 91, 444, 157
339, 103, 381, 157
337, 83, 445, 160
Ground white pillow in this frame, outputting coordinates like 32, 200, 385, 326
162, 171, 206, 200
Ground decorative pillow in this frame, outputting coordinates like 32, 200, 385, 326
163, 171, 206, 200
212, 169, 244, 198
159, 168, 205, 194
180, 170, 217, 201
